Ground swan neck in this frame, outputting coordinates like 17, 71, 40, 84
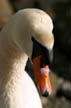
0, 38, 28, 86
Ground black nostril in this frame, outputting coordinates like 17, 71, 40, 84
42, 91, 49, 97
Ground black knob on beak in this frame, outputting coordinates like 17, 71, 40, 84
40, 48, 53, 67
32, 37, 53, 70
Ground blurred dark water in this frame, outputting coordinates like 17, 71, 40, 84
52, 1, 71, 81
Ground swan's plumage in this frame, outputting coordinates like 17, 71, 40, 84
0, 8, 54, 108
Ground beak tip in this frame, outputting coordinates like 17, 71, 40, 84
38, 86, 52, 97
42, 91, 49, 97
42, 88, 52, 97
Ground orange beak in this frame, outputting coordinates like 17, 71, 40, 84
33, 55, 52, 97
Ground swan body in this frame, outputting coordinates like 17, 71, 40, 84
0, 8, 54, 108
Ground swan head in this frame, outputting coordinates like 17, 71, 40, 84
15, 8, 54, 60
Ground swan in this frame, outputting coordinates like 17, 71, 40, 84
0, 8, 54, 108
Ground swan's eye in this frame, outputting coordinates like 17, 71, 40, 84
31, 37, 53, 66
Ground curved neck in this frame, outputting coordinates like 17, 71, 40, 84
0, 37, 28, 86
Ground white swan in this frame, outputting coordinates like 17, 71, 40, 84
0, 8, 54, 108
